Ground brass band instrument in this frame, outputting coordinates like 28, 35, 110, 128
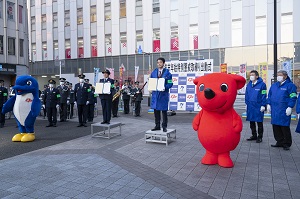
112, 88, 124, 101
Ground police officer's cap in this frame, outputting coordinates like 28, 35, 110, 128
78, 74, 85, 79
84, 79, 89, 82
48, 79, 56, 84
65, 81, 70, 86
59, 77, 66, 82
102, 69, 110, 75
135, 81, 139, 85
69, 83, 73, 86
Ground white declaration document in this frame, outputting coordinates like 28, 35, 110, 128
95, 82, 111, 94
148, 78, 165, 91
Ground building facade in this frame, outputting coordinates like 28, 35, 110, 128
28, 0, 300, 90
0, 0, 29, 87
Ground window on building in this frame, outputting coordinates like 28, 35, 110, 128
120, 0, 126, 18
0, 0, 2, 18
30, 0, 35, 6
105, 3, 111, 20
281, 0, 293, 43
91, 36, 97, 57
231, 0, 242, 19
42, 42, 47, 60
255, 0, 267, 45
54, 40, 59, 60
78, 38, 84, 58
53, 0, 57, 2
209, 1, 219, 22
170, 0, 178, 27
8, 37, 15, 55
77, 8, 83, 24
19, 39, 24, 57
105, 34, 112, 55
136, 31, 143, 54
65, 11, 70, 26
18, 5, 23, 23
90, 6, 97, 22
42, 0, 46, 4
153, 0, 160, 13
31, 43, 36, 61
255, 0, 267, 17
209, 0, 219, 48
65, 0, 70, 10
41, 15, 46, 30
189, 25, 198, 50
189, 0, 198, 7
153, 29, 160, 52
7, 1, 15, 21
65, 39, 71, 59
53, 13, 58, 28
136, 0, 142, 16
170, 0, 178, 10
232, 20, 242, 46
31, 17, 36, 31
189, 7, 198, 25
0, 35, 3, 54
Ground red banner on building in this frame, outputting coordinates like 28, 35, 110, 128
153, 40, 160, 52
193, 35, 198, 50
91, 46, 97, 57
65, 49, 71, 59
171, 37, 179, 51
78, 47, 84, 58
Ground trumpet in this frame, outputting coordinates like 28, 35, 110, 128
112, 88, 123, 101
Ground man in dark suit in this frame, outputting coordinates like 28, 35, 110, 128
74, 74, 91, 127
131, 81, 143, 117
43, 79, 60, 127
122, 80, 131, 114
40, 85, 48, 119
111, 80, 120, 118
87, 84, 98, 122
99, 69, 114, 124
0, 80, 8, 128
57, 77, 70, 122
67, 83, 75, 119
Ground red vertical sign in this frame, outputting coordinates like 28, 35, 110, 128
171, 37, 179, 51
153, 40, 160, 52
193, 35, 198, 50
78, 47, 84, 58
91, 46, 97, 57
65, 49, 71, 59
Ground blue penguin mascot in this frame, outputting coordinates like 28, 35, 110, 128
2, 76, 41, 142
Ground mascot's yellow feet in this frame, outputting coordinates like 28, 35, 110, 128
12, 133, 25, 142
21, 133, 35, 142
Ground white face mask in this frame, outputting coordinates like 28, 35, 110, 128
249, 76, 256, 81
60, 82, 64, 86
79, 79, 84, 83
49, 84, 54, 88
277, 76, 284, 82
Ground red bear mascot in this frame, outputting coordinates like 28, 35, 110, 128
192, 73, 246, 168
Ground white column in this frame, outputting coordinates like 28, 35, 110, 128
198, 0, 210, 49
70, 0, 77, 58
111, 0, 120, 56
127, 0, 136, 55
267, 0, 281, 44
160, 0, 171, 52
57, 0, 65, 59
142, 0, 153, 53
294, 0, 300, 42
35, 0, 42, 61
97, 0, 105, 56
178, 0, 189, 51
46, 0, 53, 60
242, 0, 255, 46
219, 0, 231, 48
83, 0, 91, 57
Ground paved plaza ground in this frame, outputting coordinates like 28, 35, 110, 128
0, 101, 300, 199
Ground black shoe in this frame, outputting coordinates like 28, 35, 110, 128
247, 136, 257, 141
101, 121, 106, 124
46, 124, 53, 127
77, 124, 83, 127
256, 138, 262, 143
283, 145, 290, 151
271, 143, 283, 147
106, 121, 110, 124
53, 124, 57, 127
151, 127, 161, 131
163, 128, 167, 132
83, 124, 88, 127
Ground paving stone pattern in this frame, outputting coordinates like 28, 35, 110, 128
0, 116, 300, 199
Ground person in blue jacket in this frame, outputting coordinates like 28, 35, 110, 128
245, 70, 267, 143
267, 70, 297, 150
150, 57, 173, 132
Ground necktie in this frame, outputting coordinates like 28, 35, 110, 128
158, 71, 162, 78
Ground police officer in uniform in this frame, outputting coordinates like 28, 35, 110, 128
57, 78, 70, 122
99, 69, 114, 124
40, 85, 48, 119
43, 79, 60, 127
131, 81, 143, 117
74, 74, 91, 127
112, 80, 120, 118
87, 84, 98, 122
67, 83, 75, 119
85, 79, 90, 84
122, 80, 131, 114
0, 80, 8, 128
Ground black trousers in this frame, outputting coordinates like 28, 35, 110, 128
46, 107, 57, 125
272, 124, 292, 147
101, 99, 112, 122
59, 103, 68, 121
87, 104, 95, 121
154, 109, 168, 128
123, 99, 130, 114
112, 99, 119, 116
250, 121, 264, 138
77, 104, 87, 125
135, 101, 141, 116
0, 106, 5, 125
67, 103, 74, 119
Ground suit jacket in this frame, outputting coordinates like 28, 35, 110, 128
99, 78, 114, 100
43, 88, 60, 108
68, 89, 75, 103
74, 83, 91, 105
57, 85, 70, 104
